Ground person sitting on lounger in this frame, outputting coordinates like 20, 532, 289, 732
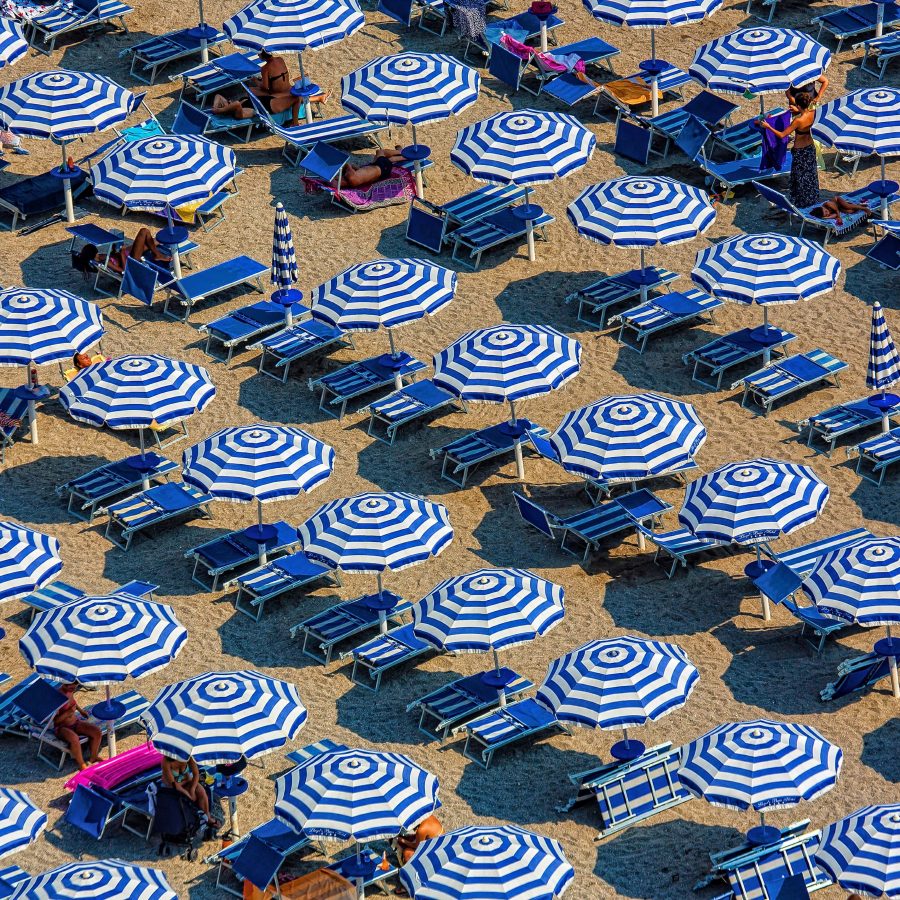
53, 682, 102, 771
810, 194, 874, 226
75, 227, 171, 274
213, 49, 304, 126
72, 352, 93, 371
341, 146, 409, 188
393, 813, 443, 895
161, 755, 222, 828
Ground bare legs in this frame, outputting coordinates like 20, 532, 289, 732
57, 721, 102, 770
342, 147, 407, 188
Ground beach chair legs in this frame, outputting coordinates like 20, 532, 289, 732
258, 348, 293, 383
234, 588, 267, 622
350, 658, 383, 692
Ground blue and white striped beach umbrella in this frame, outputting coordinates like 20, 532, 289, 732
537, 636, 698, 760
690, 28, 831, 96
679, 458, 829, 545
0, 789, 46, 860
0, 522, 61, 604
0, 19, 27, 68
813, 88, 900, 164
413, 568, 565, 653
275, 748, 439, 841
816, 804, 900, 898
868, 302, 900, 392
549, 393, 706, 482
678, 720, 842, 839
272, 202, 298, 296
224, 0, 364, 53
451, 110, 595, 186
141, 670, 307, 765
20, 593, 187, 685
9, 860, 178, 900
399, 825, 574, 900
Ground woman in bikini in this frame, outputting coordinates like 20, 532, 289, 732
74, 227, 171, 275
213, 50, 303, 126
161, 755, 221, 828
759, 91, 819, 209
53, 682, 102, 771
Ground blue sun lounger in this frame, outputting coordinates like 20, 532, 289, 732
378, 0, 447, 33
821, 651, 894, 701
309, 355, 428, 420
711, 109, 786, 159
186, 522, 302, 591
431, 421, 549, 487
0, 388, 31, 464
175, 51, 263, 105
347, 622, 435, 692
254, 320, 353, 383
162, 255, 267, 321
866, 232, 900, 271
683, 327, 797, 390
612, 289, 723, 353
461, 697, 569, 768
104, 482, 215, 551
634, 524, 730, 578
856, 32, 900, 78
55, 453, 178, 522
366, 380, 465, 444
123, 27, 227, 83
850, 427, 900, 486
0, 675, 44, 734
745, 0, 781, 22
737, 349, 848, 416
21, 579, 157, 621
291, 591, 410, 664
172, 101, 260, 144
514, 489, 671, 563
566, 266, 679, 328
520, 37, 620, 98
407, 669, 535, 742
449, 207, 555, 269
799, 395, 900, 456
0, 168, 90, 231
813, 1, 900, 52
231, 551, 341, 622
26, 0, 132, 52
200, 299, 311, 364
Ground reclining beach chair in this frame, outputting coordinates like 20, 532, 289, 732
104, 482, 215, 551
449, 206, 555, 269
710, 109, 786, 159
253, 320, 352, 383
699, 820, 832, 899
162, 256, 268, 321
566, 266, 679, 329
172, 101, 259, 144
0, 674, 45, 735
21, 579, 157, 621
0, 168, 90, 231
366, 380, 465, 444
176, 51, 263, 106
799, 395, 900, 456
745, 0, 782, 22
520, 37, 621, 99
185, 521, 302, 591
309, 355, 428, 420
407, 669, 534, 742
200, 299, 310, 364
821, 651, 893, 701
850, 427, 900, 486
675, 115, 792, 198
683, 327, 797, 390
866, 231, 900, 271
56, 453, 178, 521
118, 256, 178, 308
346, 623, 435, 692
0, 388, 31, 464
592, 63, 690, 118
291, 591, 411, 664
611, 289, 723, 353
124, 27, 227, 84
737, 349, 848, 416
231, 551, 341, 622
857, 32, 900, 78
26, 0, 132, 52
754, 182, 894, 244
513, 489, 671, 563
635, 524, 730, 579
461, 697, 569, 768
431, 421, 548, 487
813, 1, 900, 52
378, 0, 446, 33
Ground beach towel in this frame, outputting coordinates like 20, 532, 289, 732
500, 33, 585, 73
760, 111, 790, 171
301, 166, 416, 211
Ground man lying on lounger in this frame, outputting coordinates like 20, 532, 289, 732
341, 146, 410, 188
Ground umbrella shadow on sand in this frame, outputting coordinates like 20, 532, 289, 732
862, 718, 900, 783
850, 476, 900, 530
491, 270, 602, 332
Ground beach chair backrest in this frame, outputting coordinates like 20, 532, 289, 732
64, 785, 115, 839
614, 119, 652, 165
406, 201, 445, 253
378, 0, 414, 25
867, 232, 900, 270
675, 114, 712, 163
728, 831, 827, 900
12, 679, 67, 725
685, 90, 738, 125
774, 874, 811, 899
120, 118, 165, 142
71, 0, 99, 14
524, 429, 560, 462
171, 103, 208, 137
488, 42, 525, 92
754, 181, 798, 215
300, 142, 351, 183
513, 491, 555, 538
232, 834, 283, 890
120, 257, 158, 306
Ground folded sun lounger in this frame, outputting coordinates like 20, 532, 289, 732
26, 0, 132, 52
104, 482, 215, 551
737, 349, 848, 416
366, 379, 466, 444
449, 206, 555, 269
123, 27, 227, 84
635, 524, 730, 578
162, 255, 267, 322
21, 578, 157, 621
254, 320, 352, 383
566, 265, 679, 329
611, 288, 723, 353
175, 51, 263, 106
683, 327, 797, 390
172, 100, 260, 144
799, 395, 900, 456
347, 622, 435, 692
821, 651, 894, 701
849, 426, 900, 486
200, 298, 311, 364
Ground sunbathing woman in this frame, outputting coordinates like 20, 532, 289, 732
213, 50, 303, 126
342, 146, 409, 188
161, 755, 221, 828
810, 194, 874, 226
74, 228, 171, 274
53, 682, 102, 771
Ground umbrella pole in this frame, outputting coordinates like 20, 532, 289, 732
105, 685, 118, 756
649, 29, 660, 118
23, 364, 39, 445
257, 499, 268, 565
139, 429, 150, 490
355, 841, 366, 900
165, 208, 184, 280
298, 53, 314, 125
761, 306, 774, 365
887, 625, 900, 699
198, 0, 209, 62
877, 1, 885, 37
377, 571, 388, 634
639, 248, 649, 303
388, 330, 403, 391
881, 156, 890, 219
509, 399, 525, 481
410, 123, 425, 199
60, 142, 76, 224
756, 544, 772, 621
523, 186, 536, 262
493, 648, 507, 708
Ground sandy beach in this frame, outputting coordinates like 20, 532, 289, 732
0, 0, 898, 896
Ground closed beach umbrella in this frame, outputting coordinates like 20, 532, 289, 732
690, 28, 830, 110
433, 324, 581, 479
311, 259, 456, 389
0, 69, 138, 222
691, 234, 840, 358
451, 110, 594, 260
583, 0, 722, 116
399, 824, 575, 900
413, 568, 564, 704
0, 287, 104, 444
568, 176, 715, 301
61, 355, 216, 489
866, 302, 900, 432
549, 392, 706, 482
90, 136, 235, 278
0, 19, 27, 68
183, 424, 333, 563
802, 536, 900, 698
141, 670, 307, 765
9, 860, 178, 900
276, 748, 439, 891
343, 52, 479, 196
537, 636, 698, 761
271, 202, 301, 324
20, 593, 187, 754
816, 804, 900, 898
0, 521, 61, 604
0, 789, 46, 859
678, 719, 842, 846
